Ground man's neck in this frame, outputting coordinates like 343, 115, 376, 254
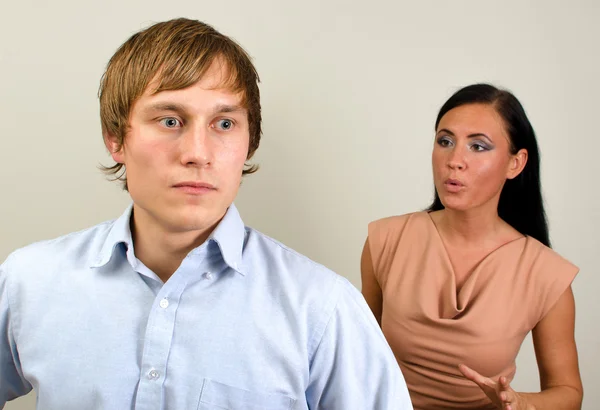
129, 206, 220, 283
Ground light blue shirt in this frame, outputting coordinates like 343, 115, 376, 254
0, 204, 412, 409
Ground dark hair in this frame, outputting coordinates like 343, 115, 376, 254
427, 83, 550, 247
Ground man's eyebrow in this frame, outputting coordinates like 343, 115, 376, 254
211, 104, 247, 115
142, 102, 187, 114
141, 102, 246, 116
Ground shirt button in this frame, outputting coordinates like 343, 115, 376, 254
204, 271, 213, 280
159, 298, 169, 309
148, 369, 160, 380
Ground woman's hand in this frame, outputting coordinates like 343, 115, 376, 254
459, 364, 534, 410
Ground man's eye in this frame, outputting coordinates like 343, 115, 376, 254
216, 119, 234, 130
160, 118, 181, 128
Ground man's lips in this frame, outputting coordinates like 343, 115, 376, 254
173, 181, 216, 194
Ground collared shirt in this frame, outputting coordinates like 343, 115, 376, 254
1, 204, 412, 410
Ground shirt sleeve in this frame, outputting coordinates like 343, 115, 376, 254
530, 246, 579, 325
0, 255, 32, 406
367, 215, 411, 289
305, 276, 413, 409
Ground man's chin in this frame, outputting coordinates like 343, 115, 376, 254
171, 209, 225, 232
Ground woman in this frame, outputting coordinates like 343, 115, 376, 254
361, 84, 583, 409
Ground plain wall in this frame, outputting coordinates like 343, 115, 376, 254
1, 0, 598, 408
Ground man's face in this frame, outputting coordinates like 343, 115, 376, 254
106, 61, 250, 237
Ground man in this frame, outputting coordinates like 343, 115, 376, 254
0, 18, 412, 409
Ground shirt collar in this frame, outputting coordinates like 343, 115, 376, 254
89, 204, 134, 269
204, 203, 246, 275
89, 203, 246, 275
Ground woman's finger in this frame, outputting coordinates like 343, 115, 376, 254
499, 376, 512, 389
458, 364, 496, 388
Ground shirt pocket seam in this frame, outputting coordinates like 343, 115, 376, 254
197, 378, 296, 410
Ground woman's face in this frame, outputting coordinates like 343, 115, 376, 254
432, 103, 527, 213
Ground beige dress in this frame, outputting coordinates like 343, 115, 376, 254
367, 212, 578, 409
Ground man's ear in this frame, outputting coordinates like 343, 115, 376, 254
507, 148, 528, 180
103, 131, 125, 164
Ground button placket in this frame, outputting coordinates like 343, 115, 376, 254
134, 278, 187, 409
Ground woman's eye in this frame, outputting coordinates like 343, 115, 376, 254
471, 143, 488, 152
437, 137, 452, 147
159, 117, 181, 128
216, 119, 234, 130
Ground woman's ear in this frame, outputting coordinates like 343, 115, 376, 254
507, 148, 528, 180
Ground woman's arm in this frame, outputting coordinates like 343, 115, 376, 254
520, 285, 583, 409
460, 286, 583, 409
360, 238, 383, 326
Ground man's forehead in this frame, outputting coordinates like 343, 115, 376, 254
147, 56, 239, 91
132, 55, 249, 113
142, 78, 245, 107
